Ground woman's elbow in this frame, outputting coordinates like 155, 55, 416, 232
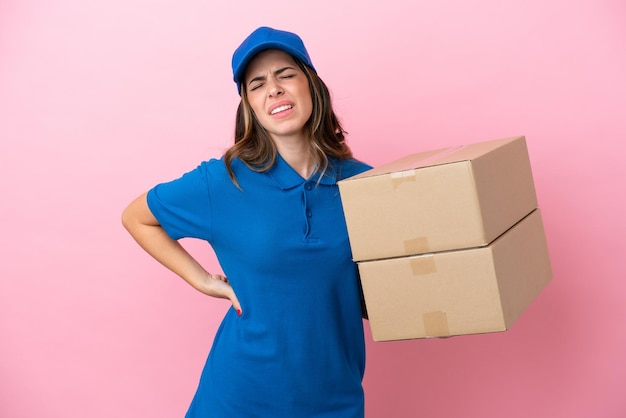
121, 203, 137, 232
121, 192, 152, 232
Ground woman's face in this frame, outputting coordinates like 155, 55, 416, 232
244, 49, 313, 143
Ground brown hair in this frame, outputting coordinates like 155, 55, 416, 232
224, 57, 353, 187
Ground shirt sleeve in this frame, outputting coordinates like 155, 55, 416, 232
146, 161, 214, 242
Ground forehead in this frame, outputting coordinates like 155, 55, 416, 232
244, 49, 299, 79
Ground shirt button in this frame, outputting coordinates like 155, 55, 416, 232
305, 183, 312, 191
307, 211, 312, 218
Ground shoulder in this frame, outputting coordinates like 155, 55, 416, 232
197, 157, 227, 174
197, 156, 261, 192
196, 156, 247, 179
331, 157, 373, 181
150, 157, 232, 193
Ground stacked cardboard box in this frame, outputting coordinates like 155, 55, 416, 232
338, 136, 552, 341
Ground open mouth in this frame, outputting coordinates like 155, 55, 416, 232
270, 105, 293, 115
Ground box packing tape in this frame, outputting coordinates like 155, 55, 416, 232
423, 311, 450, 337
404, 237, 431, 256
388, 145, 468, 189
416, 145, 467, 167
409, 256, 449, 336
410, 256, 436, 275
390, 170, 416, 189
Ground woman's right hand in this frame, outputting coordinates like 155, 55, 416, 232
122, 192, 242, 315
201, 273, 242, 316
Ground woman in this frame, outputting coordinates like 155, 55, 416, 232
122, 26, 371, 417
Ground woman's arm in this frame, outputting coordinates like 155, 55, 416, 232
121, 192, 241, 313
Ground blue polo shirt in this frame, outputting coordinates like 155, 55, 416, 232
147, 154, 371, 418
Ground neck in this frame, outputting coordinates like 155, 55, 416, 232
273, 135, 315, 179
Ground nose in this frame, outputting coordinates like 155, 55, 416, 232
267, 79, 284, 97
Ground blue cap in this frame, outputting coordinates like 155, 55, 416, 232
232, 27, 315, 93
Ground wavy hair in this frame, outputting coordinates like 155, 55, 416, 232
224, 57, 353, 187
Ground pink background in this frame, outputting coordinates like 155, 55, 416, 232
1, 1, 625, 417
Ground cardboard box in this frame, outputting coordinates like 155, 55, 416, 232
358, 209, 552, 341
339, 136, 538, 261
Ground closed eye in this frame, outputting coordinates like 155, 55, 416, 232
275, 67, 297, 79
246, 67, 298, 91
249, 82, 264, 91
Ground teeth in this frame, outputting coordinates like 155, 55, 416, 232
271, 105, 293, 115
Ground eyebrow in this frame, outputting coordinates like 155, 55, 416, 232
247, 66, 297, 86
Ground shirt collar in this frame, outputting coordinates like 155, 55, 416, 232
268, 153, 338, 190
